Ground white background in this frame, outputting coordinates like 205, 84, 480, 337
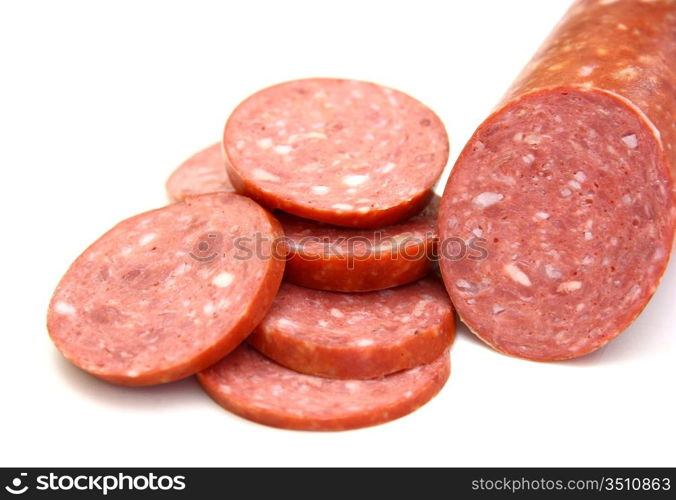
1, 0, 674, 467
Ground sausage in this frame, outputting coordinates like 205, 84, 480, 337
223, 78, 449, 228
438, 0, 675, 361
279, 195, 439, 292
198, 344, 450, 431
47, 193, 285, 385
248, 278, 454, 379
165, 143, 234, 203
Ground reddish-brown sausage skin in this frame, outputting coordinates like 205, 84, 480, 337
279, 196, 440, 292
248, 278, 455, 379
198, 344, 450, 431
438, 0, 675, 361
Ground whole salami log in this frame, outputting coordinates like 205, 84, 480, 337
223, 78, 449, 228
248, 278, 454, 379
438, 0, 675, 360
165, 143, 234, 202
279, 196, 439, 292
48, 193, 285, 385
198, 344, 450, 431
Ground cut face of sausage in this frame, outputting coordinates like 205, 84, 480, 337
439, 88, 673, 360
248, 278, 454, 379
279, 196, 439, 292
48, 193, 285, 385
198, 344, 450, 431
223, 78, 449, 228
165, 143, 234, 202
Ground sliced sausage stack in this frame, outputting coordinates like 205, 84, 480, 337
50, 78, 454, 431
197, 78, 454, 430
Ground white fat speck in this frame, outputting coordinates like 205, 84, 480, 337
653, 247, 665, 261
535, 211, 550, 220
574, 171, 587, 182
602, 256, 611, 266
182, 300, 190, 307
560, 188, 572, 197
578, 65, 595, 77
126, 370, 139, 378
455, 279, 477, 293
212, 272, 234, 288
492, 304, 505, 315
381, 162, 396, 173
545, 264, 563, 280
342, 174, 369, 186
582, 255, 594, 265
622, 194, 632, 204
356, 206, 370, 214
522, 153, 535, 164
332, 203, 353, 211
173, 263, 189, 276
610, 237, 619, 246
54, 301, 76, 316
217, 299, 230, 309
274, 144, 292, 155
311, 185, 330, 195
504, 263, 532, 286
139, 233, 156, 246
621, 134, 638, 148
203, 302, 215, 315
345, 381, 360, 393
617, 23, 628, 30
557, 281, 582, 293
584, 231, 593, 241
473, 192, 504, 208
576, 303, 585, 311
330, 308, 344, 319
472, 227, 483, 237
568, 180, 581, 190
356, 339, 374, 347
252, 168, 281, 182
256, 138, 273, 149
277, 318, 298, 330
494, 173, 516, 185
236, 140, 245, 150
615, 66, 639, 81
318, 319, 329, 328
513, 132, 524, 142
524, 134, 541, 145
297, 132, 327, 141
271, 385, 282, 397
275, 120, 285, 127
627, 284, 641, 301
